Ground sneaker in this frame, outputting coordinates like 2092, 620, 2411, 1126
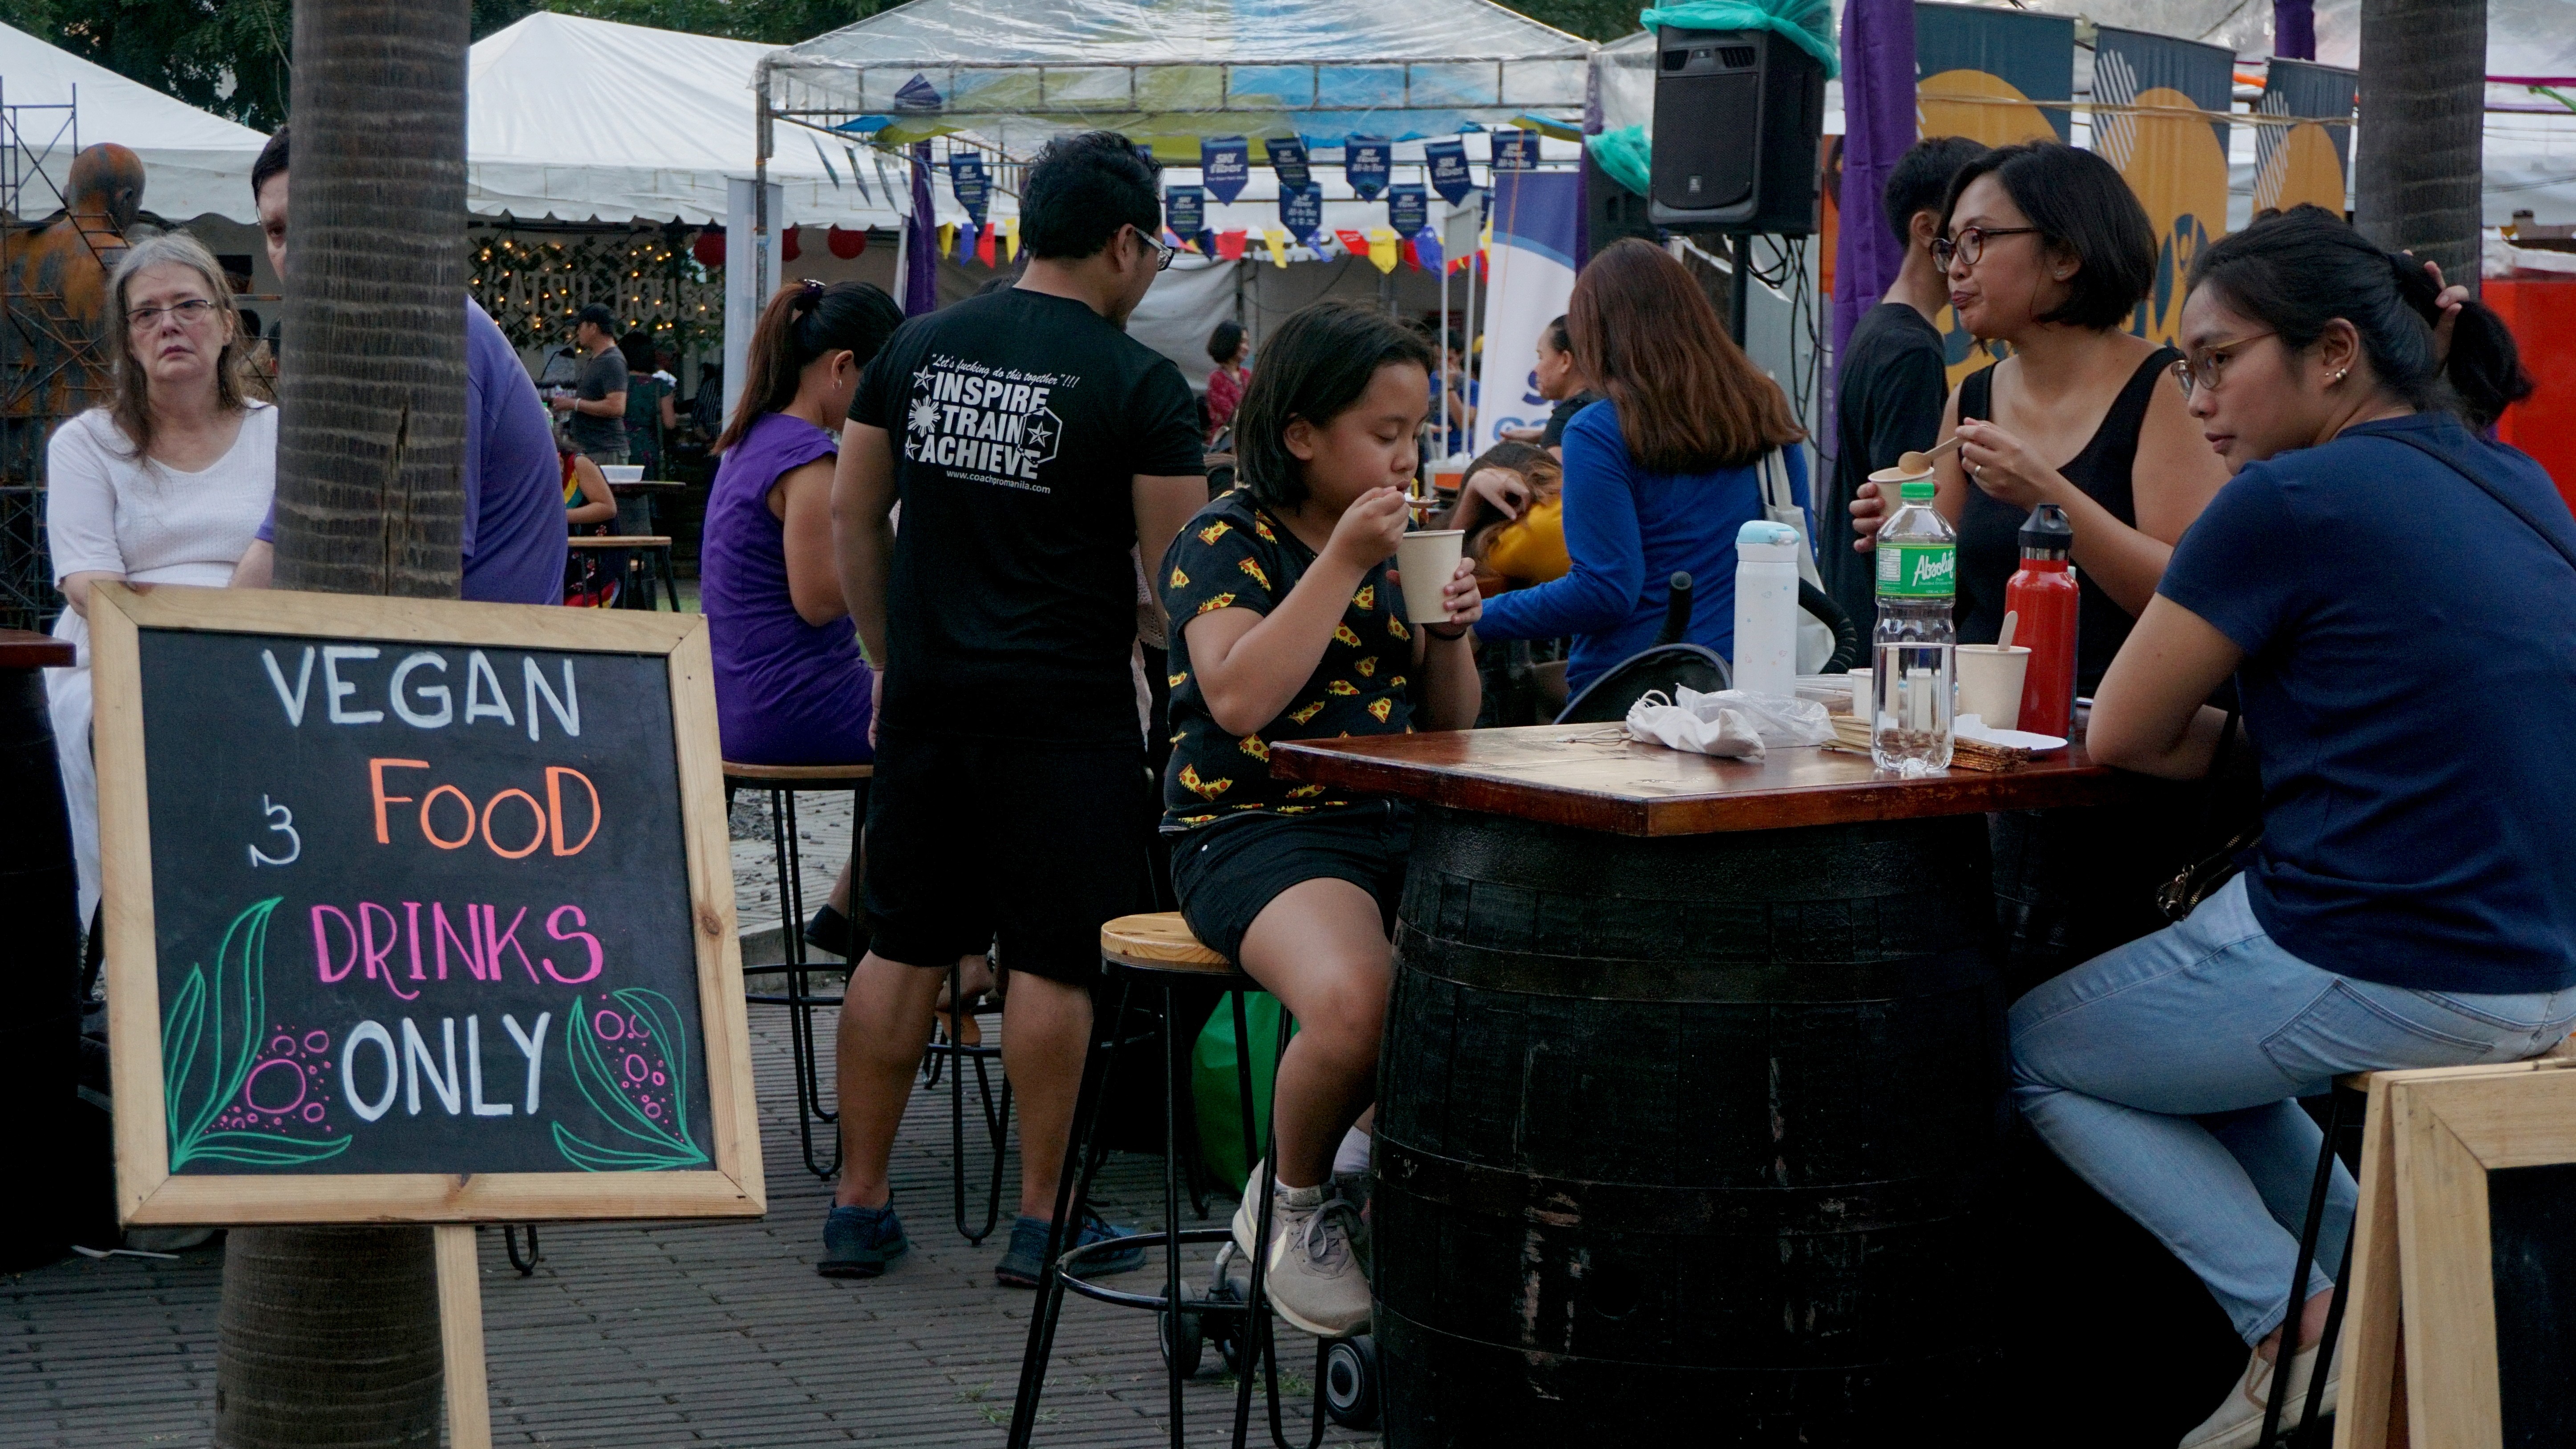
1243, 1177, 1372, 1338
2178, 1339, 2339, 1449
803, 903, 855, 960
994, 1210, 1146, 1288
817, 1200, 907, 1279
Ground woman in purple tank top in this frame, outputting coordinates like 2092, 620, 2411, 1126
701, 279, 903, 947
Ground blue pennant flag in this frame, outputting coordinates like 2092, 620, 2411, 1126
894, 72, 943, 111
1412, 226, 1443, 274
1489, 129, 1540, 173
1201, 135, 1250, 203
1279, 183, 1324, 245
1386, 184, 1429, 237
1344, 136, 1390, 200
947, 154, 991, 225
1265, 135, 1310, 192
1165, 185, 1205, 238
1424, 139, 1474, 205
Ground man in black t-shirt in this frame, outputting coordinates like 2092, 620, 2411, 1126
1825, 136, 1989, 629
826, 132, 1207, 1287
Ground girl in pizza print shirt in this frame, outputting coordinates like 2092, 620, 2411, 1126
1156, 302, 1481, 1340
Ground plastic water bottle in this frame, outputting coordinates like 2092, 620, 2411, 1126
1731, 519, 1802, 698
1871, 479, 1956, 770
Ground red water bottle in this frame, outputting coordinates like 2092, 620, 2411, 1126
2006, 503, 2079, 737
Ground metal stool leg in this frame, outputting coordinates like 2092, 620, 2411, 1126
770, 786, 841, 1178
2262, 1088, 2349, 1448
1007, 975, 1134, 1449
1162, 980, 1188, 1449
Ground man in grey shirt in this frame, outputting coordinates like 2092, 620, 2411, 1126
553, 301, 628, 465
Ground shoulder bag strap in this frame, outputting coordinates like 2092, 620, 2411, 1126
2372, 428, 2576, 577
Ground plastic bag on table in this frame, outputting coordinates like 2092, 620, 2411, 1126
1625, 689, 1766, 759
1677, 686, 1835, 747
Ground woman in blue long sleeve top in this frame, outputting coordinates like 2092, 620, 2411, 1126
1476, 239, 1812, 692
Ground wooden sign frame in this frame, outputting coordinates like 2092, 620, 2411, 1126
92, 583, 763, 1228
2335, 1055, 2576, 1449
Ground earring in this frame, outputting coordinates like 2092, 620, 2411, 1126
2333, 368, 2348, 383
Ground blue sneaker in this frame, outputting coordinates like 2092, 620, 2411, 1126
818, 1201, 908, 1279
994, 1210, 1146, 1288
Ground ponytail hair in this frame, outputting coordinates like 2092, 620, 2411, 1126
714, 279, 904, 455
2187, 205, 2533, 429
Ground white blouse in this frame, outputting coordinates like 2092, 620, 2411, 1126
47, 400, 277, 596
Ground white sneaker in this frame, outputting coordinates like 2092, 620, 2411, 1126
1231, 1166, 1371, 1338
2179, 1339, 2340, 1449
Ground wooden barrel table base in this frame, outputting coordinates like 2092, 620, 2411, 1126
1373, 805, 2007, 1444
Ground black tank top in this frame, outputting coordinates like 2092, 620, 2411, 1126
1955, 347, 2179, 693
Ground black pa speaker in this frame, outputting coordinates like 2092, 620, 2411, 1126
1583, 148, 1657, 260
1648, 26, 1826, 235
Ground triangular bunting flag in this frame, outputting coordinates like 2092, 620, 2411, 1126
1366, 228, 1398, 274
1216, 230, 1248, 261
1333, 228, 1370, 258
976, 224, 997, 267
1413, 226, 1443, 274
999, 216, 1018, 264
938, 222, 956, 256
1262, 228, 1292, 268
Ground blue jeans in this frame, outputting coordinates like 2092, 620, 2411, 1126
2009, 875, 2576, 1344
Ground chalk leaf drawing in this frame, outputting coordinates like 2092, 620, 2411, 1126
163, 897, 352, 1169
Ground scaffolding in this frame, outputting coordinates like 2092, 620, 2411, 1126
0, 81, 116, 635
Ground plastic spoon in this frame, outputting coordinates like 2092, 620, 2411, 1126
1896, 435, 1964, 476
1998, 610, 2019, 652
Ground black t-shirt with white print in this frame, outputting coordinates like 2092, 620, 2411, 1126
848, 287, 1203, 744
1159, 489, 1416, 830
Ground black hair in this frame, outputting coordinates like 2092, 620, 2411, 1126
1235, 301, 1436, 510
2188, 205, 2532, 430
617, 329, 657, 373
1543, 315, 1571, 355
253, 125, 288, 203
1883, 135, 1990, 248
714, 279, 903, 454
1207, 320, 1245, 366
1943, 141, 2155, 331
1019, 131, 1160, 262
577, 303, 618, 334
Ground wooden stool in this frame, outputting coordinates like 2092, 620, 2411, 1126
1006, 913, 1322, 1449
2264, 1034, 2576, 1447
724, 760, 871, 1179
567, 534, 678, 611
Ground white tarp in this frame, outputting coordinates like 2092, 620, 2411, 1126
470, 12, 904, 227
0, 21, 269, 224
764, 0, 1592, 158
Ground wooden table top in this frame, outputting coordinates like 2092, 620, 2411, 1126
1270, 724, 2136, 837
0, 628, 72, 670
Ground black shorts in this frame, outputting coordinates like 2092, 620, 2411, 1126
863, 728, 1154, 985
1168, 803, 1412, 966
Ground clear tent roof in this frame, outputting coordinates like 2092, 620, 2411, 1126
760, 0, 1595, 158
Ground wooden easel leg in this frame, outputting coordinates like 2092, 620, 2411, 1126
435, 1224, 494, 1449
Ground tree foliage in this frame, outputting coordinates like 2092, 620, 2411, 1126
26, 0, 1632, 139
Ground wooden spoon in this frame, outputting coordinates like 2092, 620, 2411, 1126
1998, 609, 2019, 652
1896, 435, 1964, 476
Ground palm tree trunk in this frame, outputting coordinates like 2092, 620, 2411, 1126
2353, 0, 2487, 295
217, 0, 469, 1443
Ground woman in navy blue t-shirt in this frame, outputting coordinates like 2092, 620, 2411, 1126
2013, 206, 2576, 1448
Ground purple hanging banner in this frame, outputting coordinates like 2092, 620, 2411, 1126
905, 141, 937, 316
1832, 0, 1916, 363
2274, 0, 2316, 60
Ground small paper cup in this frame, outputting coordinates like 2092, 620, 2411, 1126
1955, 645, 2032, 731
1395, 530, 1466, 624
1847, 668, 1872, 720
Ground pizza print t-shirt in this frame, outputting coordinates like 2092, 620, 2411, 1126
1160, 490, 1415, 830
848, 287, 1203, 745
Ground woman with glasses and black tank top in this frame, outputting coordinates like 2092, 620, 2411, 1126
1847, 141, 2237, 1437
1851, 141, 2230, 992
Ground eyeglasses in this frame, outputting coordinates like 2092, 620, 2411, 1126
1931, 226, 2042, 270
2170, 332, 2277, 400
128, 297, 221, 330
1132, 225, 1177, 272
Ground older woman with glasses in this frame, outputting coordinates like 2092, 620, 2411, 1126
46, 231, 275, 921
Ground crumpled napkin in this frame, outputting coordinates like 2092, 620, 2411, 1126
1624, 689, 1766, 758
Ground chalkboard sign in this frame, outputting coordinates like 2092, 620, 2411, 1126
95, 585, 760, 1226
2488, 1160, 2576, 1446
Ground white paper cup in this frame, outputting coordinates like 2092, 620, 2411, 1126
1395, 530, 1465, 623
1847, 668, 1872, 720
1955, 645, 2032, 731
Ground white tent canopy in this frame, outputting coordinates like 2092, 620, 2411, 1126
761, 0, 1592, 160
469, 12, 900, 228
0, 21, 268, 224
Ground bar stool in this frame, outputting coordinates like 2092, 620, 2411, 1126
919, 955, 1012, 1243
2264, 1036, 2576, 1447
723, 760, 871, 1179
1006, 913, 1325, 1449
